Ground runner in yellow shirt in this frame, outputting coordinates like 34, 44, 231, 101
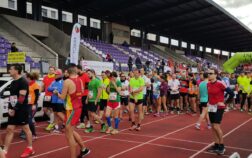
99, 71, 110, 120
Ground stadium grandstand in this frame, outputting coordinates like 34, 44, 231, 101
0, 0, 251, 158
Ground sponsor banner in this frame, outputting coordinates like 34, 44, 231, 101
81, 60, 113, 75
7, 52, 26, 64
70, 23, 81, 65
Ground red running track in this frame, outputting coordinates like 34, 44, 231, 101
1, 110, 252, 158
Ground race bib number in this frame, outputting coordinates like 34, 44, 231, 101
44, 96, 51, 102
208, 104, 217, 113
10, 95, 17, 107
88, 91, 93, 99
109, 92, 117, 101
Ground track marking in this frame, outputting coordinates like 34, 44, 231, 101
189, 118, 252, 158
108, 123, 195, 158
30, 115, 179, 158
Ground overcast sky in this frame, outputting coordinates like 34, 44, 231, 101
213, 0, 252, 31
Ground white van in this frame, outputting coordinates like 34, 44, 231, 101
0, 77, 45, 124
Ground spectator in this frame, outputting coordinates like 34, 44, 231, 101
145, 60, 151, 72
106, 53, 113, 62
161, 59, 165, 73
11, 42, 18, 52
128, 56, 133, 72
135, 56, 142, 69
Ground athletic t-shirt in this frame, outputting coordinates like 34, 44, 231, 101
129, 77, 145, 100
9, 77, 29, 110
108, 80, 122, 102
28, 82, 40, 105
142, 75, 151, 95
43, 75, 55, 97
180, 78, 189, 93
100, 78, 110, 100
120, 80, 129, 97
153, 81, 161, 96
229, 78, 237, 90
168, 79, 180, 94
207, 80, 226, 109
199, 81, 208, 103
78, 73, 90, 96
88, 78, 102, 102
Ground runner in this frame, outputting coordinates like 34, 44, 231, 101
20, 72, 40, 140
76, 65, 90, 129
188, 73, 198, 115
237, 72, 250, 112
159, 74, 169, 115
229, 73, 238, 110
195, 72, 211, 130
42, 66, 56, 131
179, 73, 189, 112
57, 64, 90, 158
119, 72, 130, 120
3, 64, 35, 157
48, 69, 65, 133
206, 68, 234, 155
140, 68, 151, 115
99, 71, 110, 122
168, 74, 180, 114
153, 77, 161, 117
129, 68, 145, 131
105, 72, 122, 134
85, 69, 107, 133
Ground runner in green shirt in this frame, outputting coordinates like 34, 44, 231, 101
85, 69, 106, 133
105, 72, 122, 135
129, 68, 145, 131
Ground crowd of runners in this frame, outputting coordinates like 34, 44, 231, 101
1, 63, 252, 158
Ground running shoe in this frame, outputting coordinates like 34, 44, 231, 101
32, 135, 38, 141
216, 146, 226, 155
106, 127, 113, 134
240, 109, 244, 112
195, 124, 200, 130
248, 109, 252, 113
153, 113, 160, 117
100, 124, 107, 133
78, 148, 90, 158
129, 125, 137, 131
84, 127, 94, 133
95, 120, 100, 124
207, 124, 212, 129
136, 126, 141, 131
45, 123, 55, 131
51, 129, 61, 134
20, 133, 26, 140
111, 129, 119, 135
207, 144, 219, 153
76, 123, 86, 129
20, 147, 35, 158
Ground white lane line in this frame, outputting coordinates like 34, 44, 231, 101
30, 115, 179, 158
189, 118, 252, 158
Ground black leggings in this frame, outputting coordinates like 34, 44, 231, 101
80, 96, 89, 123
241, 93, 251, 109
28, 105, 36, 136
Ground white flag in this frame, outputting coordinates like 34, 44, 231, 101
70, 23, 81, 65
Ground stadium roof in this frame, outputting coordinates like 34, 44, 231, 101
44, 0, 252, 52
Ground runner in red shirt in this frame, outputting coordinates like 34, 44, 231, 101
41, 66, 55, 131
179, 73, 189, 112
76, 65, 90, 129
206, 68, 234, 155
